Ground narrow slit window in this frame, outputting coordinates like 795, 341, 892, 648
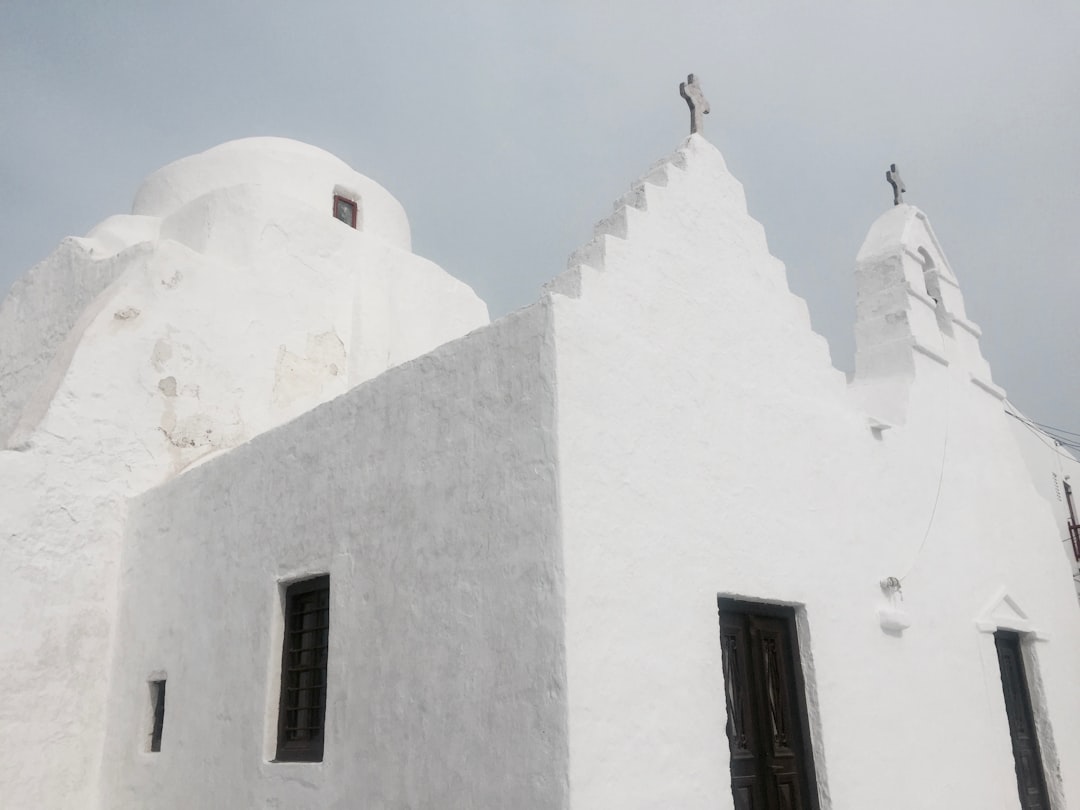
332, 195, 358, 228
276, 575, 330, 762
149, 679, 166, 753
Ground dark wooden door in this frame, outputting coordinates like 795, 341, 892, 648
718, 601, 819, 810
995, 632, 1052, 810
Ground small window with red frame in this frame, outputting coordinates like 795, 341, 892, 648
332, 195, 357, 228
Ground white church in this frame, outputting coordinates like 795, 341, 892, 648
1, 81, 1079, 810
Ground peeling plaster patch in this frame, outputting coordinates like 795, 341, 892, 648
160, 411, 176, 433
271, 329, 346, 408
158, 426, 197, 448
151, 339, 173, 371
158, 377, 177, 397
158, 414, 216, 451
113, 307, 140, 320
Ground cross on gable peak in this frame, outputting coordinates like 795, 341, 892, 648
679, 73, 710, 136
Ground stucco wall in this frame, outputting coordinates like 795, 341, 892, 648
6, 132, 1080, 810
134, 137, 413, 252
99, 302, 567, 810
0, 238, 133, 444
551, 135, 1080, 810
0, 137, 489, 810
1007, 411, 1080, 600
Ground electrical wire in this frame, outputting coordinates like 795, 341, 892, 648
1032, 421, 1080, 439
900, 390, 950, 582
1004, 406, 1080, 465
898, 402, 1074, 583
1007, 404, 1080, 589
1033, 422, 1080, 450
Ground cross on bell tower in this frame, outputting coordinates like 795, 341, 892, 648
887, 163, 906, 206
679, 74, 710, 135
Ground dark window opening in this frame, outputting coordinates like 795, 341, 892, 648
1064, 480, 1080, 562
276, 575, 330, 762
332, 195, 358, 228
917, 247, 939, 303
149, 679, 166, 753
718, 599, 821, 810
995, 631, 1052, 809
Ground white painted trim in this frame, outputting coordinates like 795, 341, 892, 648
261, 580, 287, 763
951, 314, 982, 338
1020, 638, 1068, 809
906, 284, 938, 311
913, 210, 958, 281
716, 590, 804, 609
902, 247, 924, 264
970, 374, 1007, 401
911, 340, 949, 367
792, 607, 833, 810
975, 587, 1050, 640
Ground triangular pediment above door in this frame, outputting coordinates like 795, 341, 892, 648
975, 587, 1048, 639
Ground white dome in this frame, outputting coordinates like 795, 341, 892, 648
132, 137, 411, 251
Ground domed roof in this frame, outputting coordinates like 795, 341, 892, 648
132, 137, 411, 251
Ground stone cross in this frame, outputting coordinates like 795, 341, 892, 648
679, 74, 710, 135
886, 163, 906, 206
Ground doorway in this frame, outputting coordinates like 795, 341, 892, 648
995, 632, 1052, 810
718, 599, 820, 810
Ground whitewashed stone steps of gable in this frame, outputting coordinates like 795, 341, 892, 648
573, 137, 841, 387
545, 152, 691, 299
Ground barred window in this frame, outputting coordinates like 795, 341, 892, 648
276, 575, 330, 762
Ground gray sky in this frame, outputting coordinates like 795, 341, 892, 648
2, 1, 1078, 432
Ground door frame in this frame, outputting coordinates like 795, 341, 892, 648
975, 589, 1062, 808
717, 597, 823, 810
993, 630, 1054, 810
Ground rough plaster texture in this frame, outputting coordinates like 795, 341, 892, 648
3, 132, 1080, 810
0, 238, 133, 444
133, 137, 413, 252
1007, 413, 1080, 600
100, 304, 565, 810
0, 137, 487, 809
549, 135, 1080, 810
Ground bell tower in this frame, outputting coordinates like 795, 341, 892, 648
851, 193, 1004, 423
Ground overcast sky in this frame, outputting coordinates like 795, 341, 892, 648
2, 1, 1078, 431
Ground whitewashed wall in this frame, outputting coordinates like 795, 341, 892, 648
1007, 414, 1080, 600
99, 304, 566, 810
4, 133, 1080, 810
551, 135, 1080, 810
0, 138, 487, 810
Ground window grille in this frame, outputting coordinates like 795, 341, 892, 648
276, 575, 330, 761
